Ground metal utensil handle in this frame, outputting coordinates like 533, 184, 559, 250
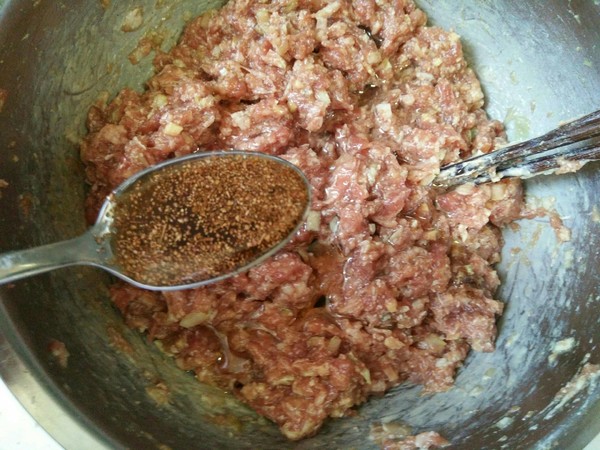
436, 109, 600, 187
0, 231, 102, 286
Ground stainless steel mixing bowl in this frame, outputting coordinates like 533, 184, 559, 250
0, 1, 599, 449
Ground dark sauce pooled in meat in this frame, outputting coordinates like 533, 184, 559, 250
111, 154, 309, 287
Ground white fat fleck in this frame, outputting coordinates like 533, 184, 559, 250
556, 224, 571, 243
505, 332, 519, 347
180, 311, 213, 328
163, 122, 183, 136
315, 90, 331, 106
469, 385, 483, 397
495, 417, 514, 430
591, 206, 600, 223
553, 338, 577, 354
482, 367, 497, 381
457, 224, 469, 242
329, 216, 339, 234
416, 71, 434, 82
448, 32, 460, 42
562, 249, 574, 269
255, 9, 269, 27
501, 166, 533, 178
540, 196, 557, 210
455, 183, 475, 195
548, 337, 576, 364
366, 163, 379, 186
400, 94, 415, 106
196, 95, 216, 109
230, 111, 251, 130
315, 1, 341, 18
306, 210, 321, 231
435, 358, 450, 368
522, 411, 535, 420
527, 195, 556, 211
152, 94, 168, 109
374, 103, 393, 131
504, 107, 531, 141
121, 7, 144, 32
367, 51, 382, 65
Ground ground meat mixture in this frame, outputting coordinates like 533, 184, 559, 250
80, 0, 524, 442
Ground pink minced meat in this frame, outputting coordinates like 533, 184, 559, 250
81, 0, 524, 442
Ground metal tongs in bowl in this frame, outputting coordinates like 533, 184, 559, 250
434, 110, 600, 189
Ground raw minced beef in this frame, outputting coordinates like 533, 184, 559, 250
81, 0, 524, 442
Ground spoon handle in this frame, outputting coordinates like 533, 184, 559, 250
435, 109, 600, 188
0, 231, 102, 286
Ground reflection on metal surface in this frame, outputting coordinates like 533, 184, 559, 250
0, 328, 110, 450
0, 378, 63, 449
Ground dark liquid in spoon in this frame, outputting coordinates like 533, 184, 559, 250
111, 153, 309, 287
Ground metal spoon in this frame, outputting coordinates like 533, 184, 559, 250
0, 151, 310, 291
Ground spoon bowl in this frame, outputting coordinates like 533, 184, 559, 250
0, 151, 311, 291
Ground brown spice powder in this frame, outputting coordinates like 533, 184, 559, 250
112, 153, 308, 287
